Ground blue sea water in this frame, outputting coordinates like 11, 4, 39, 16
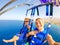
0, 20, 60, 45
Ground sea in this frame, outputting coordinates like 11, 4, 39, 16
0, 20, 60, 45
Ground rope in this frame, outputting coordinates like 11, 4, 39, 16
0, 0, 34, 15
0, 0, 16, 11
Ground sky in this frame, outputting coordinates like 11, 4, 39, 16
0, 0, 60, 20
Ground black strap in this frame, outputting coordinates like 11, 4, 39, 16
36, 7, 39, 16
31, 8, 35, 16
50, 3, 53, 16
46, 4, 49, 16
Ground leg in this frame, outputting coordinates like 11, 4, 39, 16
59, 0, 60, 5
51, 0, 55, 6
56, 0, 59, 6
3, 36, 19, 43
59, 0, 60, 2
14, 41, 17, 45
52, 0, 59, 6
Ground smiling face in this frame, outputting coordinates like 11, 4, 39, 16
24, 18, 30, 26
35, 18, 44, 31
36, 20, 42, 28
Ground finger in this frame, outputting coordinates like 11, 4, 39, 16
34, 31, 38, 34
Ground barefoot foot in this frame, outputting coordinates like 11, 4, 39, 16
3, 39, 8, 43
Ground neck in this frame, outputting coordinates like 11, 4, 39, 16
38, 27, 44, 32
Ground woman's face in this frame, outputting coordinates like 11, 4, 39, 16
36, 20, 42, 28
24, 20, 29, 25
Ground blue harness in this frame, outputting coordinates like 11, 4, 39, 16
16, 25, 28, 43
16, 19, 32, 45
30, 25, 50, 45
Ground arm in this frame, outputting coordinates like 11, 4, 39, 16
46, 34, 60, 45
46, 34, 55, 45
26, 31, 38, 37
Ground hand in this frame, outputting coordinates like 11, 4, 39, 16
27, 25, 30, 30
26, 31, 38, 37
29, 31, 38, 35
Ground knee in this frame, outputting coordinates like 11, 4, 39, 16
13, 36, 19, 41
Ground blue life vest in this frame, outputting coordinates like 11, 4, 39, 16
17, 25, 28, 43
30, 27, 49, 45
17, 19, 32, 44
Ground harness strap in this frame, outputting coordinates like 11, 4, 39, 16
46, 4, 49, 16
46, 3, 53, 16
36, 7, 39, 16
26, 10, 28, 16
31, 8, 35, 16
50, 3, 53, 16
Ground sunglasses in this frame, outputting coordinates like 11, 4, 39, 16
24, 21, 29, 22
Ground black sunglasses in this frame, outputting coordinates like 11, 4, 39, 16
24, 21, 29, 22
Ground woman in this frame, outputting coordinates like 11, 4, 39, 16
3, 18, 31, 45
26, 18, 60, 45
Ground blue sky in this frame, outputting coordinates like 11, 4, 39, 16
0, 0, 60, 20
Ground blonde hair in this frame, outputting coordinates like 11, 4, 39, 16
24, 18, 30, 21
